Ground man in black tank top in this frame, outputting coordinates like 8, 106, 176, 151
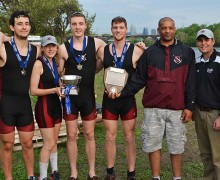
58, 12, 106, 180
0, 11, 41, 180
96, 17, 144, 180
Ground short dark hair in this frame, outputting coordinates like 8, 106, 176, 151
158, 17, 175, 27
111, 16, 127, 28
9, 10, 30, 26
70, 12, 86, 23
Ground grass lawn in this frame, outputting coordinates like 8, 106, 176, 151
0, 70, 203, 179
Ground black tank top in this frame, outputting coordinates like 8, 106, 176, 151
36, 58, 60, 106
64, 36, 96, 91
0, 42, 37, 95
38, 58, 57, 89
103, 44, 135, 80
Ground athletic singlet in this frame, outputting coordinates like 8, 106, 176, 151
103, 44, 135, 78
62, 36, 97, 119
0, 42, 37, 132
102, 44, 136, 119
35, 59, 62, 128
0, 42, 37, 96
64, 36, 96, 92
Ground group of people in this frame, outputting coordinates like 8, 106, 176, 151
0, 9, 219, 180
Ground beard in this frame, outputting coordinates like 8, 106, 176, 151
17, 35, 28, 40
14, 32, 29, 40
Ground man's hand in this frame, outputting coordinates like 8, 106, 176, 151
135, 41, 147, 50
105, 90, 121, 99
181, 109, 192, 123
214, 116, 220, 130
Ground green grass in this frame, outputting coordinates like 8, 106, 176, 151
0, 70, 203, 179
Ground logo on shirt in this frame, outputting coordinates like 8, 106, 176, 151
173, 55, 182, 64
207, 68, 213, 73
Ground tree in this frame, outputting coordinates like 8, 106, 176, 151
0, 0, 96, 43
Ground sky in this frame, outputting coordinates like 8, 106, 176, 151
79, 0, 220, 34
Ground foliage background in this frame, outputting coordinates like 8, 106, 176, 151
0, 0, 95, 43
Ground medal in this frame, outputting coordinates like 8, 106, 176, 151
77, 64, 83, 70
69, 36, 87, 69
21, 69, 26, 76
81, 54, 87, 61
10, 37, 32, 74
112, 42, 128, 68
42, 55, 59, 85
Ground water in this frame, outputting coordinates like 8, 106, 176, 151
192, 47, 220, 58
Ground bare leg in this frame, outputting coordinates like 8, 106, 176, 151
122, 119, 136, 171
18, 130, 35, 178
0, 132, 15, 180
66, 120, 78, 178
149, 149, 161, 176
103, 119, 118, 169
39, 128, 58, 163
170, 154, 182, 177
82, 119, 96, 177
51, 123, 61, 153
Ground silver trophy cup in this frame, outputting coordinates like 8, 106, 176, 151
104, 67, 128, 94
60, 75, 82, 95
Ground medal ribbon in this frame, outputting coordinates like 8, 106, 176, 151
42, 55, 59, 86
10, 36, 32, 69
112, 42, 128, 68
69, 36, 86, 65
64, 85, 75, 114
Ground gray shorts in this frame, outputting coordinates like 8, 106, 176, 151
141, 108, 187, 154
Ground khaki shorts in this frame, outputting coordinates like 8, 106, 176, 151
141, 108, 187, 154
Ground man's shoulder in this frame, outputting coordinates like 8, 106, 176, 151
93, 36, 105, 44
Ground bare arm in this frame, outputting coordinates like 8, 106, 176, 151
0, 31, 10, 43
132, 45, 144, 68
58, 44, 68, 76
0, 32, 10, 67
94, 37, 106, 53
36, 45, 42, 59
96, 45, 105, 73
0, 43, 6, 67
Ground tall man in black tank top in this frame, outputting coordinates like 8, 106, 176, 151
58, 12, 106, 180
0, 11, 41, 180
96, 17, 144, 180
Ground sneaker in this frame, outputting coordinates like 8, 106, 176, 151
105, 173, 116, 180
152, 178, 159, 180
127, 176, 136, 180
50, 171, 61, 180
87, 175, 99, 180
28, 176, 38, 180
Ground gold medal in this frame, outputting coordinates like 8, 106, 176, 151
21, 69, 26, 76
77, 64, 83, 70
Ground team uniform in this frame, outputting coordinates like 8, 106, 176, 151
34, 58, 62, 128
62, 36, 97, 120
102, 44, 137, 121
121, 38, 196, 154
0, 42, 37, 134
